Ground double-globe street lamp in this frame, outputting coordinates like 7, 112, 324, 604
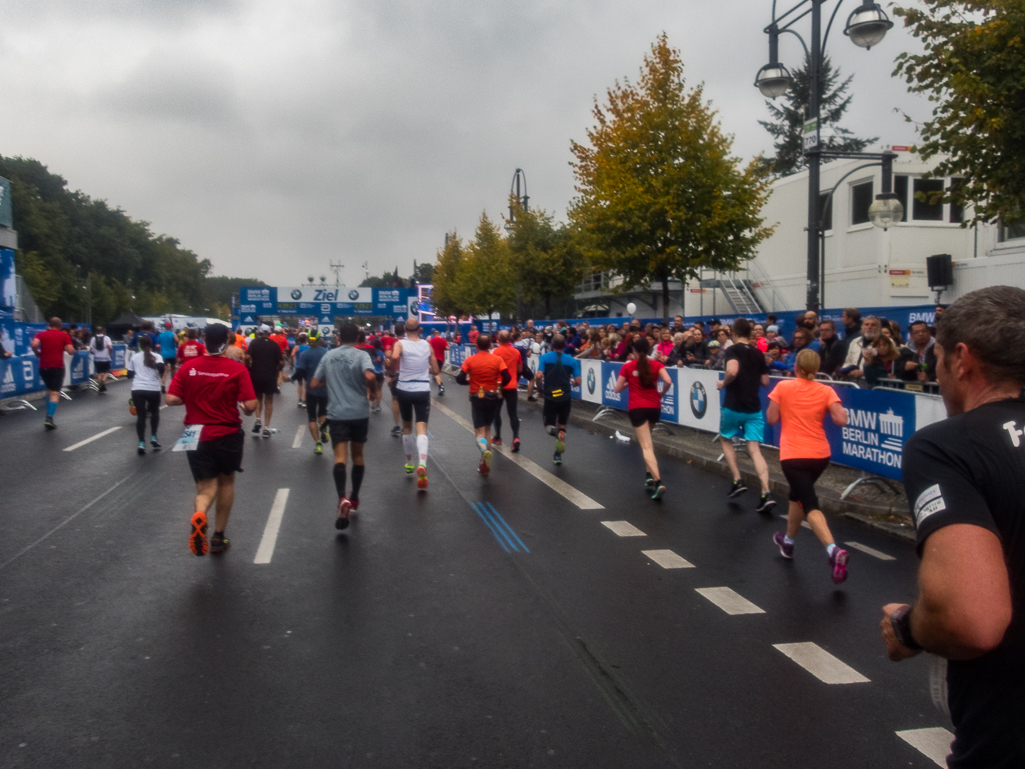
755, 1, 904, 312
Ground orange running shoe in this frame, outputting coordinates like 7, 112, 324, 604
416, 465, 428, 490
189, 511, 209, 556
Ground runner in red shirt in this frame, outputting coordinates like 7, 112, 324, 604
427, 328, 449, 397
31, 317, 76, 430
380, 331, 396, 355
614, 336, 673, 500
457, 335, 510, 474
166, 324, 257, 556
176, 328, 207, 363
491, 330, 522, 450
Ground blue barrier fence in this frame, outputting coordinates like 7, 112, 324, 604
0, 345, 128, 400
448, 345, 945, 481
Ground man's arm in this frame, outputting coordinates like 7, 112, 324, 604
429, 356, 440, 376
165, 394, 184, 407
882, 524, 1012, 661
240, 399, 258, 416
765, 401, 780, 426
717, 359, 739, 390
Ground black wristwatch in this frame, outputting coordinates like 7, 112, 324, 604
891, 604, 923, 650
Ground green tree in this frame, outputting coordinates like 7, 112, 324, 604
461, 212, 516, 324
431, 233, 467, 317
894, 1, 1025, 225
759, 55, 877, 176
410, 260, 435, 286
569, 34, 774, 324
507, 202, 585, 319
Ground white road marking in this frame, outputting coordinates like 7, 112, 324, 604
254, 489, 290, 565
159, 404, 168, 410
773, 642, 870, 684
895, 727, 954, 767
292, 425, 305, 449
642, 549, 694, 569
601, 520, 646, 537
695, 587, 764, 615
432, 399, 604, 510
63, 426, 122, 452
845, 541, 896, 561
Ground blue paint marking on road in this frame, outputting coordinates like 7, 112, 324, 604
471, 502, 511, 553
484, 502, 530, 553
476, 502, 520, 552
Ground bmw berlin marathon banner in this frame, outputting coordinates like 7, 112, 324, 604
236, 287, 415, 332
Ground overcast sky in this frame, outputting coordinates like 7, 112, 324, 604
1, 0, 929, 286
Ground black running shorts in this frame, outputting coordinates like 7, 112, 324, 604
470, 396, 501, 429
306, 394, 328, 423
94, 361, 111, 374
542, 399, 572, 428
39, 367, 65, 392
628, 407, 661, 428
396, 389, 431, 424
186, 429, 245, 482
251, 375, 278, 396
328, 418, 369, 445
780, 457, 831, 513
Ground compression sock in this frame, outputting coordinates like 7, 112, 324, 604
333, 463, 347, 499
46, 400, 57, 418
402, 434, 415, 463
826, 543, 838, 558
476, 436, 488, 454
417, 434, 429, 466
350, 464, 365, 500
784, 535, 796, 546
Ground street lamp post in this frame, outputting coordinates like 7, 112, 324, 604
756, 1, 895, 312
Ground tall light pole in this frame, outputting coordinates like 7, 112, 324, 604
508, 168, 528, 224
755, 1, 897, 311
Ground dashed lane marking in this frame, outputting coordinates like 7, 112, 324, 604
895, 727, 954, 767
601, 520, 646, 538
62, 426, 122, 452
642, 549, 694, 569
695, 587, 764, 615
432, 399, 604, 510
773, 642, 870, 684
254, 489, 290, 565
292, 425, 305, 449
845, 541, 896, 561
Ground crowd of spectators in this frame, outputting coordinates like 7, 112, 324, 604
478, 305, 946, 390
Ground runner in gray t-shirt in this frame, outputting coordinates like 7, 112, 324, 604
311, 324, 376, 531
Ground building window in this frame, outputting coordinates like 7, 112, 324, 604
851, 181, 873, 226
893, 175, 909, 222
948, 177, 964, 224
912, 177, 945, 221
999, 219, 1025, 242
818, 192, 833, 231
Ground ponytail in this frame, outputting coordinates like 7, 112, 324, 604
633, 336, 654, 388
140, 336, 157, 369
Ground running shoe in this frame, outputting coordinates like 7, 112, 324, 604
320, 424, 329, 443
151, 437, 162, 449
830, 548, 849, 584
391, 425, 402, 437
44, 417, 56, 430
336, 498, 351, 530
138, 442, 146, 456
298, 401, 305, 409
553, 451, 562, 465
482, 449, 493, 471
438, 385, 445, 396
727, 479, 748, 498
416, 465, 428, 490
349, 497, 360, 511
189, 512, 209, 556
477, 459, 491, 475
754, 494, 776, 514
773, 531, 794, 560
555, 433, 566, 454
404, 463, 415, 475
210, 535, 231, 554
262, 428, 271, 439
315, 441, 323, 455
252, 420, 262, 436
511, 438, 521, 453
651, 484, 666, 501
492, 437, 503, 447
645, 475, 656, 491
527, 396, 537, 402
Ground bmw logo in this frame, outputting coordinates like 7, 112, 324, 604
690, 381, 707, 419
587, 368, 596, 394
290, 289, 302, 300
348, 289, 360, 300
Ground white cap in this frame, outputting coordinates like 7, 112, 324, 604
258, 324, 271, 334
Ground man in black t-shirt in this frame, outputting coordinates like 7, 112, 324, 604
716, 318, 774, 513
245, 325, 284, 438
881, 286, 1022, 768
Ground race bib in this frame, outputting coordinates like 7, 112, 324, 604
173, 424, 203, 452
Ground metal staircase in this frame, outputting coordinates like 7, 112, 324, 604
701, 277, 764, 314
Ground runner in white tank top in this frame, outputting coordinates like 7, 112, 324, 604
389, 319, 440, 490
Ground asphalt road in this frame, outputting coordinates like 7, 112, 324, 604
0, 377, 953, 768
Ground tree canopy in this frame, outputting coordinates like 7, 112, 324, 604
569, 34, 774, 323
759, 55, 878, 176
894, 0, 1025, 225
507, 202, 585, 319
1, 155, 254, 323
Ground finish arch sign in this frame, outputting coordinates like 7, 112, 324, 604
239, 286, 414, 319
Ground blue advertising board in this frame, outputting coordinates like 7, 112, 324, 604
238, 286, 415, 323
0, 355, 45, 398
